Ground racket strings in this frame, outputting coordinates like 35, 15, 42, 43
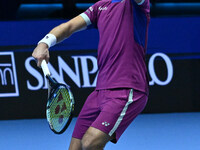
48, 88, 73, 132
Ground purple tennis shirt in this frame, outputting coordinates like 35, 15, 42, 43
80, 0, 150, 94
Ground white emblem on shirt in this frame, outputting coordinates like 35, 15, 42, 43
98, 6, 108, 11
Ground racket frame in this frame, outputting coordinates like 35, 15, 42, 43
41, 60, 75, 134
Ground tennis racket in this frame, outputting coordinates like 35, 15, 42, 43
41, 60, 75, 134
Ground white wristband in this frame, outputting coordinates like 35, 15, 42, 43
38, 33, 57, 48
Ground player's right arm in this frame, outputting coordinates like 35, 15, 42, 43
49, 15, 87, 43
32, 15, 87, 67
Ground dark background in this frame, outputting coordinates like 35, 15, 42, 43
1, 0, 200, 20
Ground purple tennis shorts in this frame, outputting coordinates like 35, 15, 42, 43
72, 88, 148, 143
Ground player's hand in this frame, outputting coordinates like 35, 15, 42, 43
32, 43, 50, 67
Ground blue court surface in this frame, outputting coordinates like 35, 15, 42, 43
0, 112, 200, 150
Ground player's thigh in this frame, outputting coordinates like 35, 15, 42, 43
69, 138, 82, 150
82, 127, 113, 149
72, 90, 100, 139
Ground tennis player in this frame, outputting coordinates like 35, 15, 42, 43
32, 0, 150, 149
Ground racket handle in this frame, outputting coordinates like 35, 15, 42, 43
41, 60, 50, 76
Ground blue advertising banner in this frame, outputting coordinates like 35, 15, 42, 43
0, 17, 200, 53
0, 17, 199, 119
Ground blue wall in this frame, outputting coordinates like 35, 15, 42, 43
0, 17, 200, 54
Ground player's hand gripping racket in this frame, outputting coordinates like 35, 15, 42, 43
41, 60, 75, 134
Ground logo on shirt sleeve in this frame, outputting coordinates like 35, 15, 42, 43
86, 6, 93, 14
89, 7, 93, 12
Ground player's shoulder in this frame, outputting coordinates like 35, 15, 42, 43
90, 0, 111, 11
94, 0, 111, 5
132, 0, 150, 14
99, 0, 111, 2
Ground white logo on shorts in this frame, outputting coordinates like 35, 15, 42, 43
102, 121, 110, 127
